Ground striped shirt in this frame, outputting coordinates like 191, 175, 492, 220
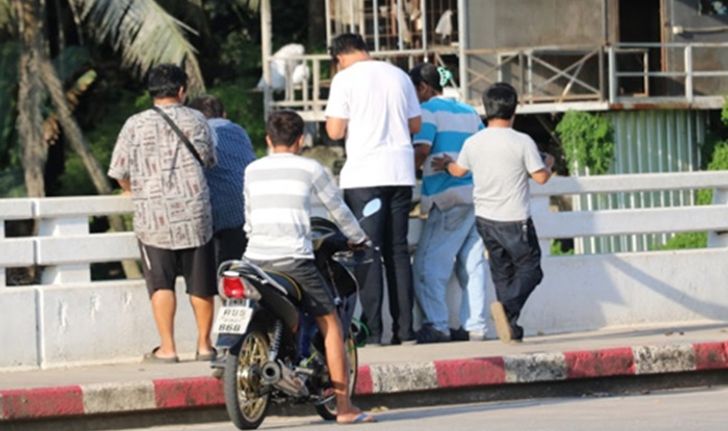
413, 96, 484, 214
243, 153, 367, 261
204, 118, 256, 232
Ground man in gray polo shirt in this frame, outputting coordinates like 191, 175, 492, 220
433, 82, 554, 343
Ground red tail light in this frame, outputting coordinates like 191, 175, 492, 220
222, 274, 246, 299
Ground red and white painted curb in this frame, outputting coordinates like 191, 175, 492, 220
2, 341, 727, 421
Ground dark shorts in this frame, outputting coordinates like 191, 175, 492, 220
138, 240, 217, 298
253, 258, 336, 317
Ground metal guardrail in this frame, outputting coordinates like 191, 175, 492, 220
266, 42, 728, 119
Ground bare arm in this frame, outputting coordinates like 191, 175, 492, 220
117, 179, 131, 196
431, 154, 469, 177
326, 117, 348, 140
414, 144, 430, 170
408, 116, 422, 135
530, 153, 555, 185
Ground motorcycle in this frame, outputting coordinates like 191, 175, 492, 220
211, 199, 380, 430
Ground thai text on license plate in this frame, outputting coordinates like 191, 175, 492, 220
214, 305, 253, 334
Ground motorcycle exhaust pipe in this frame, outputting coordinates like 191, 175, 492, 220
260, 361, 309, 397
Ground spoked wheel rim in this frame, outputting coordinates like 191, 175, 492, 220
236, 331, 270, 422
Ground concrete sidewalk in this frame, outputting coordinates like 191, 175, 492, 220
2, 321, 728, 422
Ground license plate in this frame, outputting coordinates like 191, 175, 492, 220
214, 305, 253, 335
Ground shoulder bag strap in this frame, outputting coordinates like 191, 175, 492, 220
152, 106, 204, 167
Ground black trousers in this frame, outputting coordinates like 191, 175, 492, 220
475, 217, 543, 329
344, 186, 414, 341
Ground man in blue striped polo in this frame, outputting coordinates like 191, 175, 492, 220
189, 96, 256, 267
409, 64, 489, 344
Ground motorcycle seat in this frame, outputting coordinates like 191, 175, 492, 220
264, 270, 304, 303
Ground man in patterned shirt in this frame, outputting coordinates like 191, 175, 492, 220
189, 95, 256, 267
108, 64, 218, 363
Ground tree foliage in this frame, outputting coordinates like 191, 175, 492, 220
74, 0, 205, 93
556, 111, 615, 175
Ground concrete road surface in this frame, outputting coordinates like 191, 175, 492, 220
117, 386, 728, 431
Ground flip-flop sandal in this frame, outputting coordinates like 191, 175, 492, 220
143, 347, 179, 363
195, 347, 217, 361
337, 412, 377, 425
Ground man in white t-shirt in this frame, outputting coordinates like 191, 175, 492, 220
325, 33, 422, 345
433, 82, 554, 344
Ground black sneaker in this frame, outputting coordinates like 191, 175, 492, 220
390, 334, 416, 345
449, 326, 470, 341
364, 334, 382, 347
511, 324, 524, 343
415, 324, 451, 344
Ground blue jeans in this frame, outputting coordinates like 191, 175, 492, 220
413, 205, 488, 334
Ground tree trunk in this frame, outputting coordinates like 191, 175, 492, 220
17, 0, 142, 280
17, 53, 47, 198
308, 0, 326, 49
39, 60, 113, 195
14, 0, 47, 198
185, 56, 206, 97
39, 59, 141, 279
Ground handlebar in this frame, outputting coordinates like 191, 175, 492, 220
331, 249, 375, 266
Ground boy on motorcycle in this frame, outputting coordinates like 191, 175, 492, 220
243, 110, 376, 424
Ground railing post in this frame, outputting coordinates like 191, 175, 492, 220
643, 49, 650, 96
684, 45, 693, 102
38, 215, 91, 284
708, 186, 728, 247
608, 46, 617, 103
0, 218, 5, 286
261, 0, 273, 120
598, 46, 604, 101
527, 51, 534, 103
313, 59, 321, 117
531, 195, 551, 256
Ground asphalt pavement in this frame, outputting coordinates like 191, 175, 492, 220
103, 386, 728, 431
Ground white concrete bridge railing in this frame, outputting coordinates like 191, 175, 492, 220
2, 171, 728, 370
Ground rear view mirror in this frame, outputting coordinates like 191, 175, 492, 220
361, 198, 382, 219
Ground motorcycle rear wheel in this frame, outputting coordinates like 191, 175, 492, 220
224, 327, 271, 430
315, 334, 358, 421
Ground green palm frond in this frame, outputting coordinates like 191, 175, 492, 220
238, 0, 261, 11
74, 0, 204, 91
0, 0, 13, 31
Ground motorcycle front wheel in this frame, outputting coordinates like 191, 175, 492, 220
315, 334, 358, 421
224, 327, 271, 430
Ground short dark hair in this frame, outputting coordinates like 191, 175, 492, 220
482, 82, 518, 120
147, 64, 187, 99
188, 95, 225, 119
329, 33, 368, 62
266, 110, 304, 147
409, 63, 444, 92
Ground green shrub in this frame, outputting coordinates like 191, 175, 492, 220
659, 140, 728, 250
208, 80, 266, 156
657, 232, 707, 250
556, 111, 614, 175
550, 240, 574, 256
